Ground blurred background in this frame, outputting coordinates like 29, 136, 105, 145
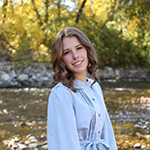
0, 0, 150, 69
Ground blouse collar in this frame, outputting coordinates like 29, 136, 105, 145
74, 78, 91, 89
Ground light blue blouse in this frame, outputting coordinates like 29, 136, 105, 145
47, 78, 117, 150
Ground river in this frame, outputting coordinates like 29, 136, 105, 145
0, 80, 150, 150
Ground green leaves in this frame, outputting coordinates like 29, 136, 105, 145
0, 0, 149, 68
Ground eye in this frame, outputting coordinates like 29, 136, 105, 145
77, 46, 82, 50
63, 51, 70, 55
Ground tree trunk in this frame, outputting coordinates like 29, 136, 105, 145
31, 0, 43, 27
45, 0, 49, 23
0, 34, 14, 60
75, 0, 87, 24
57, 0, 61, 19
101, 0, 117, 28
2, 0, 8, 18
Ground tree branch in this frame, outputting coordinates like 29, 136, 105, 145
75, 0, 87, 24
101, 0, 117, 28
2, 0, 8, 19
0, 34, 16, 51
45, 0, 49, 23
57, 0, 61, 18
31, 0, 43, 28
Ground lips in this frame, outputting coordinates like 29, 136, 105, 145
72, 60, 83, 66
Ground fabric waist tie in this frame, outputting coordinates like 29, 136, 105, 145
80, 139, 110, 150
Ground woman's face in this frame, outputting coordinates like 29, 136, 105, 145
62, 36, 89, 81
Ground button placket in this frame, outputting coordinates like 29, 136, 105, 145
79, 90, 96, 139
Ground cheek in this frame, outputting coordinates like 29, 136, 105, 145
62, 56, 71, 66
85, 51, 89, 63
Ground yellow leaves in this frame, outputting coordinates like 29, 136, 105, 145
39, 44, 48, 54
134, 32, 138, 38
91, 0, 112, 21
1, 14, 5, 18
0, 0, 45, 53
12, 49, 16, 54
0, 0, 149, 67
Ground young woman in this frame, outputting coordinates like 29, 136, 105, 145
47, 27, 117, 150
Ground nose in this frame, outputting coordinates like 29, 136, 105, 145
72, 50, 79, 59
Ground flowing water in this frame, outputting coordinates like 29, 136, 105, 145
0, 81, 150, 150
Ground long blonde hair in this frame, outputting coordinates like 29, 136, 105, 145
51, 27, 99, 92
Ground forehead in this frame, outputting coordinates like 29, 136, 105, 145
62, 36, 81, 49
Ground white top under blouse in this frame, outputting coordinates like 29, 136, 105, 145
47, 78, 117, 150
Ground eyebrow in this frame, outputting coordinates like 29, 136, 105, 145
63, 44, 82, 52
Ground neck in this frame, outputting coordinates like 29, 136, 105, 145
74, 73, 87, 82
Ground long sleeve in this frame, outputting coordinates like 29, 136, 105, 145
93, 82, 117, 150
99, 85, 117, 149
47, 84, 81, 150
101, 107, 117, 149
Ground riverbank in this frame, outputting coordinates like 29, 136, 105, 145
0, 60, 150, 88
0, 84, 150, 150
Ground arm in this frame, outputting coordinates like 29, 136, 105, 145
47, 84, 81, 150
101, 107, 117, 150
95, 82, 117, 149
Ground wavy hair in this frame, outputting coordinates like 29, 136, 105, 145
51, 27, 99, 92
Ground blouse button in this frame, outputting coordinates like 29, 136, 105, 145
98, 114, 101, 117
92, 98, 95, 101
98, 131, 100, 134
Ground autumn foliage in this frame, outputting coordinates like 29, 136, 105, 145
0, 0, 150, 68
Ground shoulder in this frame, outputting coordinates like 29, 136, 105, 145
51, 82, 70, 95
47, 83, 74, 113
49, 82, 73, 102
94, 81, 102, 89
87, 78, 102, 90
